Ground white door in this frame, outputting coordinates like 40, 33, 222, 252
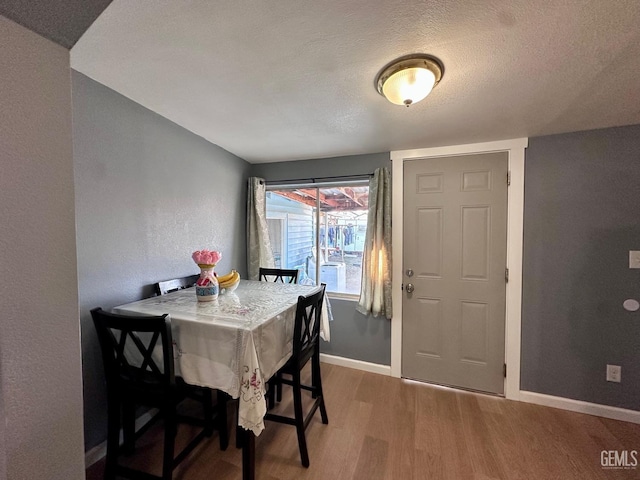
402, 152, 508, 394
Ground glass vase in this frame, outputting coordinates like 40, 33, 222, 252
195, 264, 219, 302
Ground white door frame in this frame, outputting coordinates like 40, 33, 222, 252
391, 138, 528, 400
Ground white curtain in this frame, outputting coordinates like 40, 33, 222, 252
246, 177, 275, 280
357, 167, 392, 319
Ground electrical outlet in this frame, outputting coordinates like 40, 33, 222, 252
630, 251, 640, 269
606, 364, 621, 383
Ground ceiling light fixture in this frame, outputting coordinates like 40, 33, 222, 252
375, 54, 444, 107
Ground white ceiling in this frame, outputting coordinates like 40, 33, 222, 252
71, 0, 640, 164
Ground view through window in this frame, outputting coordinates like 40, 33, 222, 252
265, 183, 369, 296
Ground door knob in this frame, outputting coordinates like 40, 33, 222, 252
406, 283, 414, 293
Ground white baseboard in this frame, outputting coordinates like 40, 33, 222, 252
84, 409, 158, 468
319, 353, 391, 376
519, 391, 640, 424
316, 355, 640, 424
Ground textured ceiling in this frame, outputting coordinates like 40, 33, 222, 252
71, 0, 640, 163
0, 0, 112, 48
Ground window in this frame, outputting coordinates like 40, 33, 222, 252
265, 182, 369, 297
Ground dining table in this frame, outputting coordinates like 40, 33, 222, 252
113, 279, 329, 480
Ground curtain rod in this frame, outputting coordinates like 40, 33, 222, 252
265, 173, 373, 185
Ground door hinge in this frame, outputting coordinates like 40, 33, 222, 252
507, 170, 511, 186
503, 363, 507, 377
505, 267, 509, 282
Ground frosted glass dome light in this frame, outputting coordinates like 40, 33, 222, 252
376, 55, 443, 107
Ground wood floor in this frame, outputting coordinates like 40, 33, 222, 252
86, 363, 640, 480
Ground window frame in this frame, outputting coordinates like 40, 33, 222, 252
266, 179, 370, 299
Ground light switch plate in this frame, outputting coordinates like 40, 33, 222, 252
630, 251, 640, 269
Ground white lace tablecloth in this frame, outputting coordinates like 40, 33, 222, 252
113, 280, 328, 435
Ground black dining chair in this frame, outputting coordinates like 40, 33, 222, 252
259, 267, 299, 284
154, 274, 200, 296
264, 284, 328, 468
91, 307, 228, 480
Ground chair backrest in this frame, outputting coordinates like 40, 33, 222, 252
91, 308, 175, 396
259, 267, 299, 284
292, 284, 326, 363
154, 274, 200, 296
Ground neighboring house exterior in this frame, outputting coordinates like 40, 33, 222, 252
266, 191, 314, 274
266, 190, 366, 293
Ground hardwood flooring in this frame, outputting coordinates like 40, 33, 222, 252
86, 363, 640, 480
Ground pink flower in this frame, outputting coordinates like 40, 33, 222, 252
192, 249, 222, 266
250, 372, 261, 389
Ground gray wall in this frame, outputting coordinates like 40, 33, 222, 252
0, 17, 85, 479
252, 153, 392, 365
73, 72, 251, 450
521, 124, 640, 410
255, 132, 640, 412
0, 0, 112, 48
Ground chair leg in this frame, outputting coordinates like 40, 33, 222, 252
104, 398, 121, 480
292, 370, 310, 468
311, 349, 319, 399
276, 372, 283, 402
240, 427, 256, 480
122, 401, 136, 455
162, 406, 176, 480
313, 351, 328, 424
218, 391, 229, 451
236, 424, 243, 449
316, 371, 328, 425
203, 388, 214, 437
233, 398, 244, 449
266, 378, 275, 410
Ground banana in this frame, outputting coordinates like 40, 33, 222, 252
230, 271, 239, 282
219, 270, 240, 288
220, 271, 240, 288
216, 270, 236, 283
